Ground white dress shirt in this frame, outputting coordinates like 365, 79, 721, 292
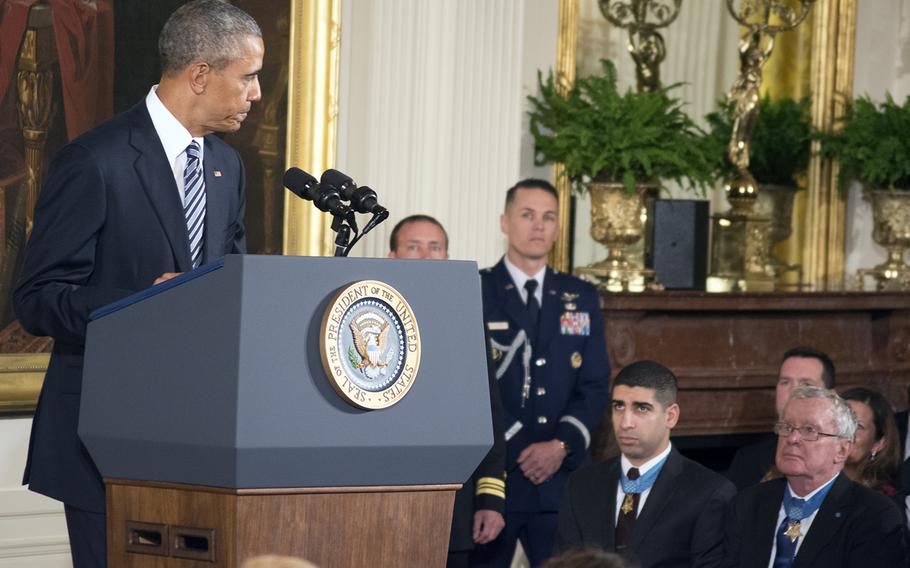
503, 256, 545, 306
614, 442, 673, 523
145, 85, 205, 201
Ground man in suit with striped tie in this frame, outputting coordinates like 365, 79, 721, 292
14, 2, 262, 566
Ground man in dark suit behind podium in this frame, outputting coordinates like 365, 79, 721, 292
388, 214, 507, 568
722, 386, 907, 567
13, 2, 262, 566
554, 360, 736, 567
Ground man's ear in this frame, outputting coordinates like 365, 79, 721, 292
189, 62, 210, 94
665, 403, 680, 430
834, 438, 852, 464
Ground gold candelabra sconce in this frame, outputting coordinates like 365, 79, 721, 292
707, 0, 815, 293
598, 0, 682, 92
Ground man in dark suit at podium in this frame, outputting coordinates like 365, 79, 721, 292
388, 214, 507, 567
13, 2, 262, 566
554, 360, 735, 567
727, 346, 835, 489
723, 386, 907, 567
473, 179, 611, 567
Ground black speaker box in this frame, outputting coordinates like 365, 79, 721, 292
649, 199, 709, 290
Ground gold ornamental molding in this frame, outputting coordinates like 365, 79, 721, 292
0, 354, 49, 416
283, 0, 342, 257
804, 0, 856, 290
550, 0, 579, 274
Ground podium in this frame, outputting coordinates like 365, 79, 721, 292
78, 255, 494, 567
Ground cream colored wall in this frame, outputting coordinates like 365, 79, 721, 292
335, 0, 557, 267
845, 0, 910, 286
0, 418, 70, 567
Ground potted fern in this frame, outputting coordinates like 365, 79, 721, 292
705, 95, 812, 260
818, 94, 910, 288
527, 59, 713, 282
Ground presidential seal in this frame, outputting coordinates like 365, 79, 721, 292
320, 280, 421, 410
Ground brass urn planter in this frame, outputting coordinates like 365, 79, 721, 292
755, 183, 799, 275
575, 181, 656, 292
857, 189, 910, 290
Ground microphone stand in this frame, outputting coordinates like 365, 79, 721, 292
345, 209, 389, 253
331, 209, 359, 257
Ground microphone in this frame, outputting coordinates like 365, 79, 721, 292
284, 167, 350, 216
350, 186, 388, 216
320, 169, 358, 201
314, 184, 351, 216
321, 168, 388, 215
282, 167, 321, 201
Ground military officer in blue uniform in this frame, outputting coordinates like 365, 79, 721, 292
472, 179, 611, 568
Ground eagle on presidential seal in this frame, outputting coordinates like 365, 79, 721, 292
350, 315, 392, 379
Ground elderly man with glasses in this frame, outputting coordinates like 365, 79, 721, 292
722, 386, 907, 567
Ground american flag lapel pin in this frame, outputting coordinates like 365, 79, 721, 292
213, 170, 222, 177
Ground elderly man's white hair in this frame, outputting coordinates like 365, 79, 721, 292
785, 385, 857, 440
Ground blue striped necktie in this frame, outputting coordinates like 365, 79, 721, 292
183, 141, 206, 268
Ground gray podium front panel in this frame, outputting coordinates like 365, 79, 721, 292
80, 255, 492, 489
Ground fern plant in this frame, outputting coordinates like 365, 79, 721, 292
817, 94, 910, 191
705, 95, 812, 187
527, 59, 714, 195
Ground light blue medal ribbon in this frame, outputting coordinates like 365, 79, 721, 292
620, 452, 670, 494
780, 477, 837, 544
784, 479, 834, 522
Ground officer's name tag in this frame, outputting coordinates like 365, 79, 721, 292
560, 311, 590, 336
487, 321, 509, 331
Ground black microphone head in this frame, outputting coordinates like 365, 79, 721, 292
351, 186, 388, 215
320, 168, 353, 186
321, 169, 357, 200
283, 167, 320, 200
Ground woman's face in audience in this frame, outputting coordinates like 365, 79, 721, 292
846, 400, 884, 466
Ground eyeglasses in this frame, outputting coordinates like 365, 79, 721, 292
774, 422, 841, 442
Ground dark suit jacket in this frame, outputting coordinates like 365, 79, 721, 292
722, 473, 908, 568
480, 259, 611, 513
555, 448, 736, 568
449, 336, 506, 553
726, 433, 777, 490
896, 410, 910, 494
14, 101, 246, 513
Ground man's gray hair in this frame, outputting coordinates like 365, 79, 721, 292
159, 0, 262, 75
786, 385, 857, 440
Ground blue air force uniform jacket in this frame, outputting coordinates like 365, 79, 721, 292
480, 259, 611, 513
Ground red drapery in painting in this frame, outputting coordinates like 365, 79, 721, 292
0, 0, 113, 142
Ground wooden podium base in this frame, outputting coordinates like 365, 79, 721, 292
106, 479, 459, 568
